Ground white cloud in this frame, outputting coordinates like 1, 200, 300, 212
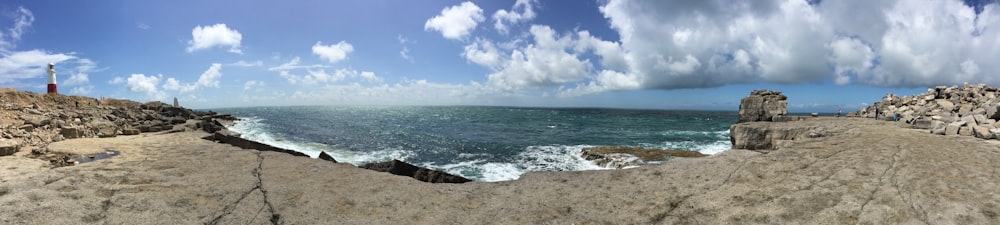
3, 6, 34, 47
227, 60, 263, 67
400, 47, 412, 62
462, 38, 502, 68
125, 73, 166, 100
267, 57, 326, 71
279, 68, 382, 85
0, 50, 76, 84
63, 73, 89, 86
137, 23, 150, 30
312, 41, 354, 63
492, 0, 537, 35
70, 85, 93, 95
186, 24, 243, 54
580, 0, 1000, 91
244, 80, 264, 91
424, 1, 484, 40
161, 63, 223, 94
109, 76, 125, 84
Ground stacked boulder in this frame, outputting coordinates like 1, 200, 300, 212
857, 83, 1000, 139
737, 90, 789, 123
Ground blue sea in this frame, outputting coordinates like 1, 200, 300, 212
212, 106, 737, 181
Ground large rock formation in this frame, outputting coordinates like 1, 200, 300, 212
857, 83, 1000, 140
361, 160, 472, 183
737, 90, 788, 123
730, 123, 823, 153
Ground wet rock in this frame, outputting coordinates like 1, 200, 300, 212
581, 146, 705, 168
361, 160, 472, 183
737, 90, 788, 123
317, 151, 338, 163
210, 130, 308, 157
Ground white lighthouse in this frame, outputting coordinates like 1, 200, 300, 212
46, 62, 57, 94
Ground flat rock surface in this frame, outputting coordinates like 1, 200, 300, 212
1, 117, 1000, 224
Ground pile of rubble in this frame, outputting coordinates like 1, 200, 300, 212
857, 83, 1000, 138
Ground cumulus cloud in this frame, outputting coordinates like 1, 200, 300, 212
590, 0, 1000, 90
186, 24, 243, 54
492, 0, 536, 35
161, 63, 223, 94
425, 1, 484, 40
125, 74, 167, 100
456, 0, 1000, 98
312, 41, 354, 63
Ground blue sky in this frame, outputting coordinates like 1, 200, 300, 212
0, 0, 997, 112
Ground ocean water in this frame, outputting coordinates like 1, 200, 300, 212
211, 106, 737, 181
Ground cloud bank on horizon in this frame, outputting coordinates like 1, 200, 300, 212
0, 0, 998, 109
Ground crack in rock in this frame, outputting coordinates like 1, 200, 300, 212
207, 151, 280, 225
889, 147, 930, 225
853, 146, 903, 225
722, 159, 751, 186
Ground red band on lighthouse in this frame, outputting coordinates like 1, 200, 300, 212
47, 62, 57, 94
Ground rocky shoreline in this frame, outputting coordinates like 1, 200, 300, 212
2, 88, 1000, 224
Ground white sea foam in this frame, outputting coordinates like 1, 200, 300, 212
516, 145, 607, 172
229, 117, 413, 165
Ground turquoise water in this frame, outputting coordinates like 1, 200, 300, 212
212, 106, 737, 181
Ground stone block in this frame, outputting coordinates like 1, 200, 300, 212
973, 125, 993, 139
60, 126, 84, 139
959, 126, 973, 136
737, 90, 787, 123
945, 122, 963, 135
0, 139, 21, 156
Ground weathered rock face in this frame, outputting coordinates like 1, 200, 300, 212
730, 123, 823, 153
857, 83, 1000, 140
361, 160, 472, 183
737, 90, 788, 123
0, 139, 20, 156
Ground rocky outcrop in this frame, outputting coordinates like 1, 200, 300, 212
737, 90, 788, 123
317, 151, 338, 163
0, 88, 238, 160
858, 83, 1000, 140
361, 160, 472, 183
209, 130, 309, 157
581, 146, 706, 168
730, 123, 824, 153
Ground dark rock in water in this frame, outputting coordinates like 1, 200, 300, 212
738, 90, 788, 123
211, 131, 308, 157
317, 151, 338, 163
581, 146, 706, 168
361, 160, 472, 183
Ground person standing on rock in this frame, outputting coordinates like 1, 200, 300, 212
838, 108, 842, 117
875, 107, 880, 120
